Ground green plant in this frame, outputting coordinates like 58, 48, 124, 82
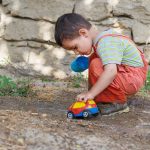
0, 75, 31, 97
144, 70, 150, 91
71, 73, 85, 88
139, 70, 150, 96
14, 79, 31, 97
0, 75, 17, 96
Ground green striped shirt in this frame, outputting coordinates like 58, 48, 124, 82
93, 29, 144, 67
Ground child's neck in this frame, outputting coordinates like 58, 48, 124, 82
90, 27, 99, 42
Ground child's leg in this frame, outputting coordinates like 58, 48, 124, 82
114, 52, 148, 96
89, 52, 148, 104
89, 53, 126, 104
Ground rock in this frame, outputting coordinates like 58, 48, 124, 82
0, 0, 150, 78
143, 44, 150, 64
0, 6, 5, 37
42, 114, 47, 117
94, 24, 131, 38
132, 21, 150, 44
4, 18, 55, 42
2, 0, 75, 22
75, 0, 112, 21
31, 112, 39, 116
0, 39, 10, 65
112, 0, 150, 24
27, 41, 42, 48
17, 138, 25, 145
0, 39, 72, 78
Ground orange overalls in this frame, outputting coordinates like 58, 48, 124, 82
89, 34, 148, 103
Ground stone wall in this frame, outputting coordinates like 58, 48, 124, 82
0, 0, 150, 79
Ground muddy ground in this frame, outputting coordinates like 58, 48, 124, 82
0, 81, 150, 150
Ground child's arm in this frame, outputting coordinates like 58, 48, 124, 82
76, 64, 117, 101
89, 64, 117, 97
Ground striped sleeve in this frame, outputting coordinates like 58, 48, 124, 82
96, 37, 124, 65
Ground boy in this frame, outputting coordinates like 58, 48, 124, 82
54, 13, 148, 115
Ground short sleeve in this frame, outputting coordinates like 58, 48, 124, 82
96, 36, 124, 65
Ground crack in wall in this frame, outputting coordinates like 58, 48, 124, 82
3, 39, 58, 47
7, 15, 55, 24
130, 28, 134, 41
88, 16, 111, 23
72, 3, 76, 13
111, 11, 134, 20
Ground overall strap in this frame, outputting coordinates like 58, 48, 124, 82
92, 34, 142, 54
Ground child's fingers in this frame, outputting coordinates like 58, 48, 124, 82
76, 95, 81, 101
76, 98, 82, 101
81, 98, 87, 102
76, 96, 84, 102
83, 98, 88, 102
76, 93, 89, 102
76, 97, 83, 101
77, 97, 88, 102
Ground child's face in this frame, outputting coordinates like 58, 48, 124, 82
62, 29, 93, 55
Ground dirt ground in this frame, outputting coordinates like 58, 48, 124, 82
0, 81, 150, 150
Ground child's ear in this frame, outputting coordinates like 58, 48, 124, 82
78, 28, 88, 37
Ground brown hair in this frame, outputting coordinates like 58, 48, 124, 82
55, 13, 91, 46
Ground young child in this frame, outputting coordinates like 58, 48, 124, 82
54, 13, 148, 115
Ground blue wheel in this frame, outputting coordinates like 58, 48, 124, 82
82, 110, 91, 118
67, 111, 74, 119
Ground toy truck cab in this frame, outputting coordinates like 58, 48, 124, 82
67, 99, 99, 119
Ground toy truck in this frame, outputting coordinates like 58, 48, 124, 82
67, 99, 99, 119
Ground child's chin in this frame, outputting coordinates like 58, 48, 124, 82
81, 50, 92, 55
83, 53, 90, 55
86, 50, 92, 55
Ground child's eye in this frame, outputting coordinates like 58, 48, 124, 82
74, 46, 77, 50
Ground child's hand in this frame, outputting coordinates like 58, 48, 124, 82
76, 92, 94, 102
